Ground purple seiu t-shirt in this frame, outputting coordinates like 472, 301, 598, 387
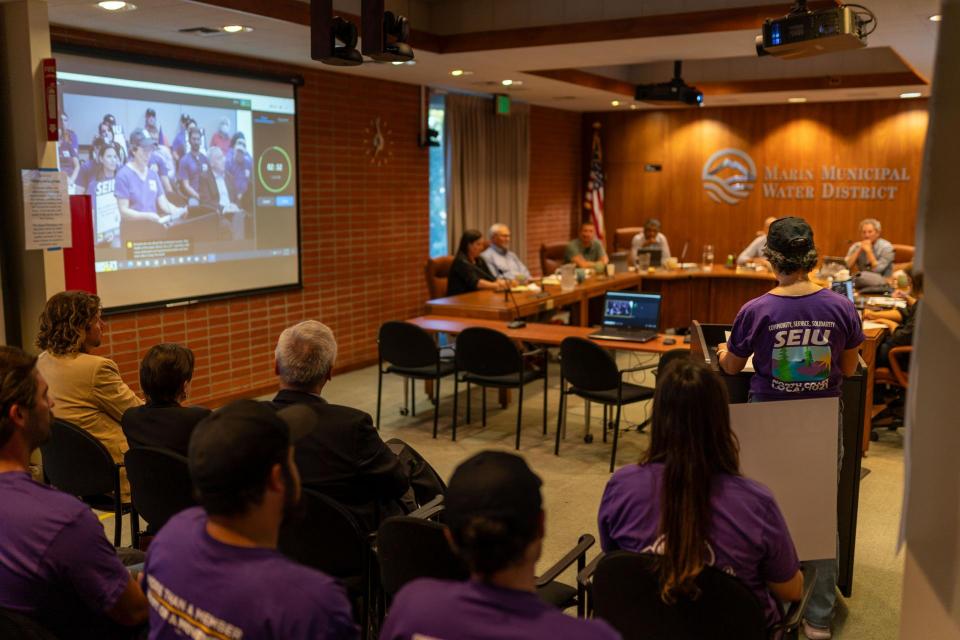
227, 149, 253, 197
598, 464, 800, 629
0, 472, 130, 636
144, 507, 358, 640
177, 151, 209, 193
380, 578, 621, 640
115, 164, 162, 214
728, 288, 865, 401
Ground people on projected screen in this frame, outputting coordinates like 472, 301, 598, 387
227, 133, 253, 206
88, 143, 123, 247
115, 129, 187, 241
630, 218, 671, 264
210, 117, 233, 154
148, 146, 176, 198
200, 148, 247, 241
101, 114, 127, 157
74, 135, 105, 196
171, 114, 194, 164
178, 126, 208, 202
144, 107, 168, 147
59, 113, 80, 187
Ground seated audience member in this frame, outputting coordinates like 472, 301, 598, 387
36, 291, 142, 500
121, 343, 210, 456
867, 270, 922, 369
59, 112, 80, 188
115, 129, 187, 242
227, 132, 253, 207
143, 400, 358, 639
480, 223, 532, 281
199, 147, 247, 240
737, 216, 778, 269
74, 134, 105, 196
565, 221, 609, 271
268, 320, 410, 530
210, 117, 233, 153
170, 114, 192, 165
845, 217, 895, 278
143, 107, 168, 147
87, 142, 123, 248
447, 229, 507, 297
630, 218, 671, 264
381, 451, 620, 640
0, 346, 148, 638
598, 359, 802, 630
177, 125, 208, 201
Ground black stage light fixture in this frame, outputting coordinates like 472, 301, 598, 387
311, 0, 362, 66
362, 0, 414, 62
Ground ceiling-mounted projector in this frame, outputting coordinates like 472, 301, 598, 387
756, 1, 876, 59
635, 60, 703, 106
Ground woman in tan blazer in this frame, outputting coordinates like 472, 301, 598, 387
36, 291, 143, 500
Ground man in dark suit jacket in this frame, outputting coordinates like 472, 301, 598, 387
198, 146, 246, 241
267, 321, 410, 531
121, 344, 210, 457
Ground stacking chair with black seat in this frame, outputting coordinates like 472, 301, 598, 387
278, 488, 378, 639
582, 551, 815, 640
40, 418, 132, 547
377, 321, 456, 437
124, 446, 196, 540
557, 338, 665, 472
377, 514, 595, 617
452, 327, 547, 449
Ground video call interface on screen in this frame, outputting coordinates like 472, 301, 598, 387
55, 55, 300, 310
603, 293, 661, 329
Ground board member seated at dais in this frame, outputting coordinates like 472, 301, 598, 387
480, 223, 531, 282
737, 216, 777, 269
565, 221, 608, 272
845, 217, 894, 279
630, 218, 671, 264
447, 229, 510, 297
115, 128, 187, 242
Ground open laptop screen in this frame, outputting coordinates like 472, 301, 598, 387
831, 279, 855, 303
602, 292, 661, 330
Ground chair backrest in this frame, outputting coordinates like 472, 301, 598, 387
378, 321, 439, 369
377, 516, 468, 599
592, 551, 767, 640
41, 419, 116, 497
614, 227, 643, 252
425, 256, 455, 299
455, 327, 521, 377
279, 488, 368, 579
0, 609, 58, 640
124, 446, 196, 531
891, 243, 915, 265
888, 345, 912, 387
540, 242, 568, 276
560, 337, 619, 391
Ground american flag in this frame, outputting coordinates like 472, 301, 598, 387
584, 125, 606, 240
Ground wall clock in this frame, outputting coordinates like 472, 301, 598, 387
363, 116, 394, 166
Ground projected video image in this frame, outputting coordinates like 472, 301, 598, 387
55, 59, 300, 310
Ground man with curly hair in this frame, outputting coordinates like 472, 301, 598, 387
36, 291, 142, 499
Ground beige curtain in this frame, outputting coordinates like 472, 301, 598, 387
445, 94, 530, 258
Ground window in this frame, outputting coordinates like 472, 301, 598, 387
428, 93, 447, 258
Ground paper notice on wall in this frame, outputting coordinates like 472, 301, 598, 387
22, 169, 72, 250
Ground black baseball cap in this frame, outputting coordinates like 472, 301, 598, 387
188, 399, 317, 496
128, 128, 157, 151
767, 216, 815, 255
446, 451, 542, 535
146, 108, 157, 117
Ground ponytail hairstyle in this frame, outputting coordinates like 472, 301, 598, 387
642, 358, 740, 602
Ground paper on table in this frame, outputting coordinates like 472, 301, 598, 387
862, 320, 889, 331
724, 331, 755, 373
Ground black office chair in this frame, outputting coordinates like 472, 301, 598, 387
556, 338, 660, 472
377, 515, 595, 616
40, 418, 132, 547
279, 489, 378, 639
124, 447, 196, 539
376, 321, 456, 438
0, 609, 57, 640
582, 551, 814, 640
452, 327, 547, 449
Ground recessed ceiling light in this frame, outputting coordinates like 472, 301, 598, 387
788, 97, 807, 103
451, 69, 464, 77
929, 14, 942, 22
501, 79, 513, 86
97, 1, 135, 10
221, 25, 251, 33
611, 100, 621, 107
900, 92, 922, 99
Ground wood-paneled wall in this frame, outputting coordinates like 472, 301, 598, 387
587, 100, 928, 262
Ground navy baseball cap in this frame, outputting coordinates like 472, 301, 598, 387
446, 451, 542, 535
128, 128, 158, 150
188, 400, 317, 496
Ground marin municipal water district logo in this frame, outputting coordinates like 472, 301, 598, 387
702, 148, 757, 205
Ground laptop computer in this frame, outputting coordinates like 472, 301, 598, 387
831, 279, 855, 304
589, 291, 662, 343
636, 247, 663, 267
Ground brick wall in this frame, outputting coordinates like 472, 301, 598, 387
526, 105, 582, 276
96, 67, 429, 405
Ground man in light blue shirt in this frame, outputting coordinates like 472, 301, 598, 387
480, 223, 531, 281
845, 217, 895, 277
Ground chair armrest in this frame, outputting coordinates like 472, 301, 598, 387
576, 551, 605, 590
620, 363, 658, 376
521, 347, 546, 359
775, 564, 818, 635
536, 534, 595, 587
408, 494, 445, 520
889, 346, 912, 387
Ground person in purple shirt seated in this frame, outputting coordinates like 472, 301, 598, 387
142, 399, 358, 640
0, 346, 148, 638
381, 451, 620, 640
227, 132, 253, 205
598, 359, 803, 631
177, 126, 208, 201
718, 217, 863, 639
170, 114, 192, 164
115, 129, 186, 242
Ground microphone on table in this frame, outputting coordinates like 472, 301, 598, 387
495, 265, 527, 329
680, 241, 689, 264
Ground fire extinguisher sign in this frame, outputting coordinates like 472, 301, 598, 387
43, 58, 58, 142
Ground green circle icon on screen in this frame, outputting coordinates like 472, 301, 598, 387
257, 146, 293, 194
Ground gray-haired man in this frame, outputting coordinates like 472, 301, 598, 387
845, 218, 895, 277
